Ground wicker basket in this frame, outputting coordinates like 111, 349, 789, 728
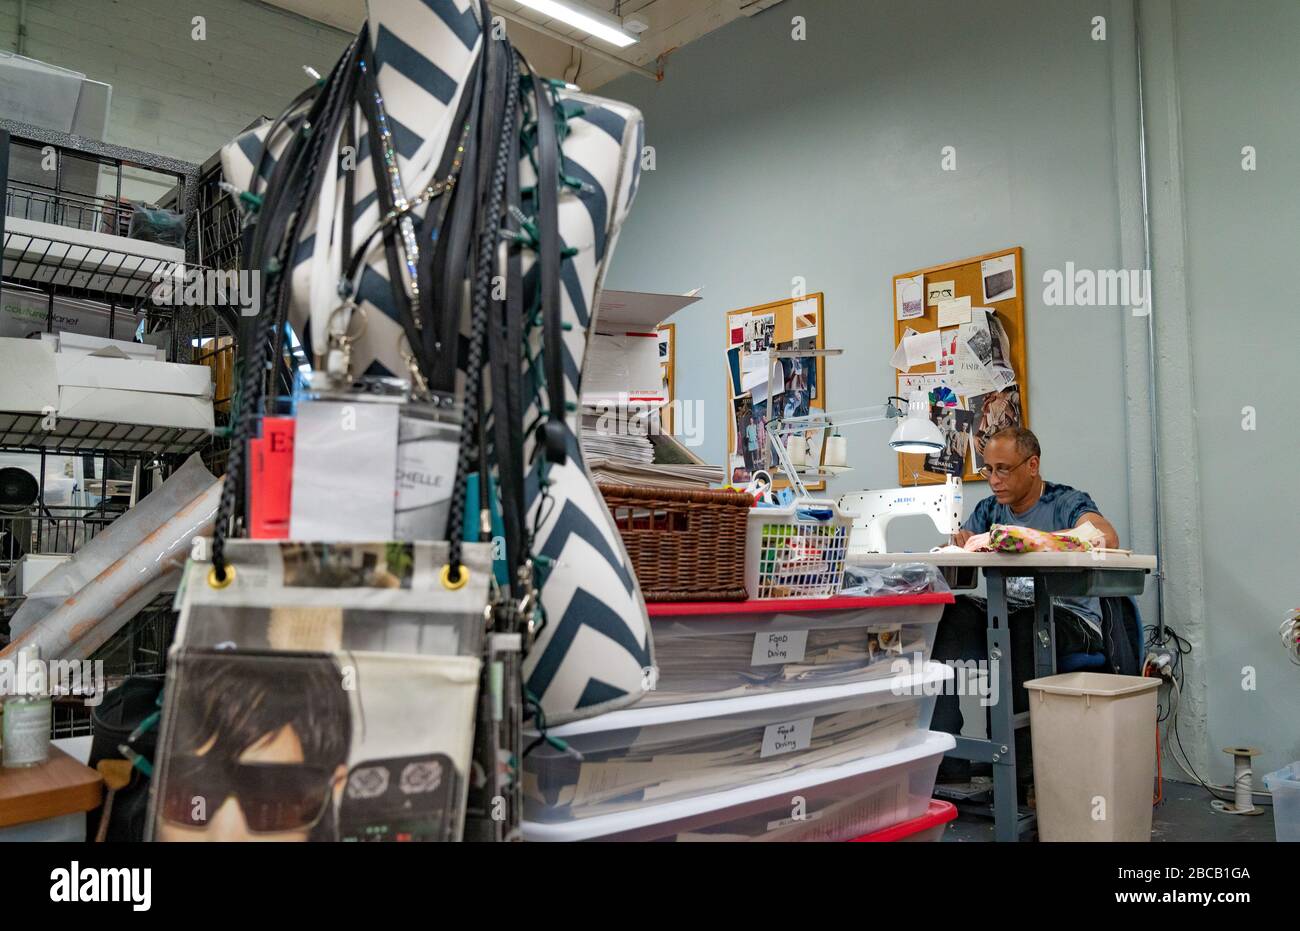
598, 484, 752, 602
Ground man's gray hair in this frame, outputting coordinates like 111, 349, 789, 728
989, 426, 1040, 459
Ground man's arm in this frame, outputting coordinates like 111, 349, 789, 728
955, 496, 995, 546
1075, 512, 1120, 549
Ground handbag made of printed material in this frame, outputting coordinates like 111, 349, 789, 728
147, 541, 489, 842
214, 0, 652, 724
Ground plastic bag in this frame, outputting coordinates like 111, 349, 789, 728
840, 562, 950, 597
127, 203, 186, 248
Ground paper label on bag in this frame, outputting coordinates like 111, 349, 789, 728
761, 717, 814, 758
396, 438, 457, 511
750, 630, 808, 666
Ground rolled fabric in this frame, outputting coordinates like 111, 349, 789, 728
0, 477, 223, 663
8, 454, 217, 640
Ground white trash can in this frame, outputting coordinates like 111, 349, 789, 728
1024, 672, 1161, 842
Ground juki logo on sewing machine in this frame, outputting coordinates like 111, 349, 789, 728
760, 717, 814, 758
750, 630, 808, 666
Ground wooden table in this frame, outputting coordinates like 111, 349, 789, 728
847, 551, 1157, 841
0, 745, 103, 832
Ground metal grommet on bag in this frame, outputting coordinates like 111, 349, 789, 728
440, 564, 469, 591
207, 565, 236, 589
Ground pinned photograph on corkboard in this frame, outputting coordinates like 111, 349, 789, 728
969, 385, 1023, 472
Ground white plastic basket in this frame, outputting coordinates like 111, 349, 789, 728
745, 499, 854, 599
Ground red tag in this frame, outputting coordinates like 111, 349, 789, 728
248, 417, 295, 538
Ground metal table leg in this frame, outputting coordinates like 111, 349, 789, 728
984, 569, 1021, 842
1032, 576, 1057, 679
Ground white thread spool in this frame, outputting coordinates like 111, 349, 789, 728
786, 435, 808, 468
1211, 746, 1264, 816
824, 433, 847, 468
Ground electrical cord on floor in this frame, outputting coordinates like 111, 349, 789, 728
1144, 625, 1274, 807
1165, 676, 1273, 807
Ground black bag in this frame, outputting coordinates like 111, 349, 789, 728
127, 204, 186, 248
86, 676, 164, 842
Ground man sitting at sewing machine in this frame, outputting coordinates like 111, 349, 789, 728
934, 426, 1120, 785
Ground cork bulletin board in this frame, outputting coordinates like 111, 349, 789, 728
725, 292, 826, 490
891, 247, 1029, 485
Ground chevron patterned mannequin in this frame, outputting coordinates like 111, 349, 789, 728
218, 0, 653, 724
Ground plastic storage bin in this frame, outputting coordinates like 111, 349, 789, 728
644, 593, 951, 705
745, 499, 854, 599
1262, 762, 1300, 842
524, 730, 955, 841
523, 662, 953, 824
847, 799, 957, 842
1024, 672, 1161, 841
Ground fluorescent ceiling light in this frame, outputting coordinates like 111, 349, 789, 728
512, 0, 640, 48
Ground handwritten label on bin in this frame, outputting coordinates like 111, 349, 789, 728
750, 630, 808, 666
760, 717, 814, 758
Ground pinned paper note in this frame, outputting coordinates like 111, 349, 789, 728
927, 280, 956, 306
890, 326, 919, 370
938, 327, 959, 377
896, 274, 924, 320
906, 328, 941, 367
891, 328, 942, 371
936, 296, 972, 326
898, 373, 947, 399
981, 254, 1017, 303
793, 299, 820, 337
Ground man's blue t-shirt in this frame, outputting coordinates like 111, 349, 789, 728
962, 481, 1103, 632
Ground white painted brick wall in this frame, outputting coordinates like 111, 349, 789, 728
2, 0, 350, 167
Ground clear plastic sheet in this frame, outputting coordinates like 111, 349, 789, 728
839, 561, 951, 597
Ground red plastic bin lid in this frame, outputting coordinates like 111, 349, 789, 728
847, 799, 957, 842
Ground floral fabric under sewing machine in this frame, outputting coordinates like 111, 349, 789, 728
961, 521, 1106, 554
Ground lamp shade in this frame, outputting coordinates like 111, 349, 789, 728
889, 391, 945, 454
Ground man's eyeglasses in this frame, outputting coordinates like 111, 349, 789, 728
978, 456, 1033, 480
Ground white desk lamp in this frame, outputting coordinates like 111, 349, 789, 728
889, 390, 946, 454
760, 366, 960, 550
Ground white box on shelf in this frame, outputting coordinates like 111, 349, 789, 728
4, 553, 73, 597
54, 354, 212, 398
524, 729, 956, 842
523, 662, 953, 824
57, 386, 214, 431
0, 337, 59, 413
45, 331, 165, 361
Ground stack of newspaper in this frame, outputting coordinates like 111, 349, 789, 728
582, 420, 723, 489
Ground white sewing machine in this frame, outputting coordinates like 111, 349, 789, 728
839, 476, 964, 554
